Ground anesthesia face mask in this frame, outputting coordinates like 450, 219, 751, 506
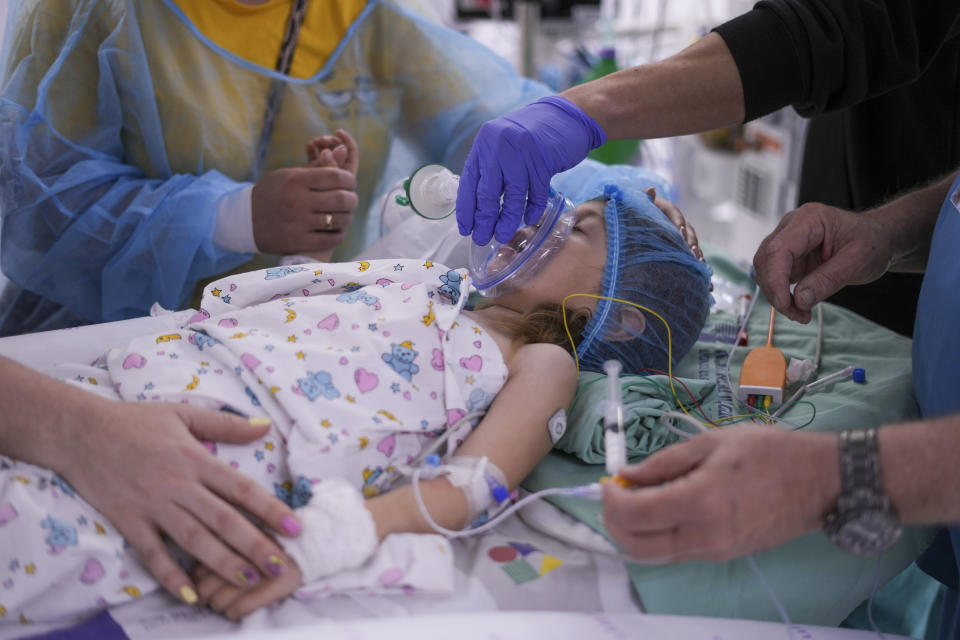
405, 164, 577, 298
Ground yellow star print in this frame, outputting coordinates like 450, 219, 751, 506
346, 395, 356, 403
25, 564, 35, 575
295, 351, 306, 360
423, 260, 434, 268
265, 442, 275, 450
287, 335, 297, 342
465, 375, 475, 384
473, 327, 482, 334
211, 288, 221, 297
322, 419, 331, 428
314, 269, 323, 275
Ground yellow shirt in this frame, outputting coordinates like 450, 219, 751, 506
172, 0, 367, 78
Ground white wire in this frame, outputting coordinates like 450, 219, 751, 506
722, 285, 803, 429
866, 556, 889, 640
747, 555, 797, 640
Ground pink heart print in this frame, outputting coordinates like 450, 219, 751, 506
218, 318, 238, 328
316, 313, 340, 330
447, 408, 466, 426
354, 368, 379, 393
121, 353, 147, 369
241, 353, 261, 371
377, 434, 396, 457
431, 348, 444, 371
459, 355, 483, 371
80, 558, 105, 585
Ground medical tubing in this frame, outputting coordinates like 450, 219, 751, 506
661, 410, 796, 640
747, 555, 796, 640
771, 366, 854, 419
866, 556, 889, 640
722, 285, 802, 429
410, 468, 603, 537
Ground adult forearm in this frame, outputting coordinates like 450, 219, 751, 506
880, 415, 960, 524
870, 170, 958, 272
561, 33, 744, 141
0, 355, 98, 470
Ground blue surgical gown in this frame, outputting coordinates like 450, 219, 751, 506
0, 0, 550, 333
913, 171, 960, 639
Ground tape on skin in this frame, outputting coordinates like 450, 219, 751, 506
547, 408, 567, 444
440, 455, 509, 522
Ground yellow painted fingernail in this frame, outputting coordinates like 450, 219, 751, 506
249, 417, 272, 427
180, 585, 198, 605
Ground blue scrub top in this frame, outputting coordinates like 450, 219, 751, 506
913, 171, 960, 639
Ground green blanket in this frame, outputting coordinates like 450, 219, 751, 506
524, 247, 936, 627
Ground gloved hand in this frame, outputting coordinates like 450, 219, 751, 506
456, 96, 606, 245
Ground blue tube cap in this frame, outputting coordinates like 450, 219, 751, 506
852, 368, 866, 383
492, 485, 511, 504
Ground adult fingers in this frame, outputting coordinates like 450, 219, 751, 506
647, 187, 702, 260
305, 187, 359, 214
178, 407, 272, 445
617, 436, 710, 487
523, 171, 550, 226
753, 215, 825, 315
297, 166, 357, 192
176, 485, 288, 585
120, 518, 199, 606
456, 149, 480, 236
496, 167, 529, 242
176, 408, 301, 541
474, 165, 505, 246
154, 500, 261, 591
334, 129, 360, 175
605, 518, 720, 564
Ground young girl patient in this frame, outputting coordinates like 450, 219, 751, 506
0, 154, 712, 624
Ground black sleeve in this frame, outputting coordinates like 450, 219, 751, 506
712, 0, 960, 121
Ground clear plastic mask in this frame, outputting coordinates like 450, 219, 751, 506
404, 164, 576, 298
468, 190, 576, 297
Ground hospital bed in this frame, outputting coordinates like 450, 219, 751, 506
0, 242, 937, 640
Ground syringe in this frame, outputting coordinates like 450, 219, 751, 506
603, 359, 627, 476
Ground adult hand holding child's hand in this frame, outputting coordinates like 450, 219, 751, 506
252, 129, 360, 256
52, 398, 301, 606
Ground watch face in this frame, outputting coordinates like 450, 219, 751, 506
831, 511, 903, 555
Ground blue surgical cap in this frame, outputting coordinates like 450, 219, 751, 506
551, 161, 713, 374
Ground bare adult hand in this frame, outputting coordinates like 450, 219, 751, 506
602, 426, 839, 563
252, 165, 358, 255
752, 203, 895, 323
646, 187, 704, 262
52, 400, 301, 605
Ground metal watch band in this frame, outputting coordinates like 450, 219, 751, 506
838, 428, 882, 495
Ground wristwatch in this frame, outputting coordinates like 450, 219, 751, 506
824, 428, 903, 555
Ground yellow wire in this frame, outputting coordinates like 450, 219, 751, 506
560, 293, 708, 426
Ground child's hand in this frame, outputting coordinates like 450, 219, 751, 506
192, 560, 303, 620
646, 187, 704, 263
306, 129, 359, 176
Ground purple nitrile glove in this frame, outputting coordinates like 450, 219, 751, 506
456, 96, 606, 246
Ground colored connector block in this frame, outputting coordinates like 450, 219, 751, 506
738, 308, 786, 405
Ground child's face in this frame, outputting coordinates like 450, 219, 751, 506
493, 199, 607, 313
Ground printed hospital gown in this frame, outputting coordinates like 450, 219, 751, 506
0, 259, 507, 624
